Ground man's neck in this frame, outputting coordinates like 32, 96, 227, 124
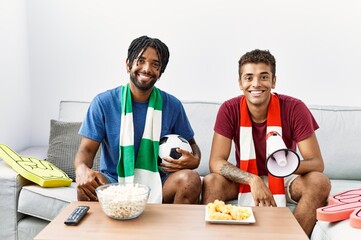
129, 85, 153, 102
247, 101, 269, 123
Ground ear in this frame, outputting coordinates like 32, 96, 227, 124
126, 59, 131, 73
272, 76, 277, 89
238, 77, 243, 91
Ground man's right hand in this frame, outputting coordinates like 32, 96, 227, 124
76, 165, 108, 201
249, 176, 277, 207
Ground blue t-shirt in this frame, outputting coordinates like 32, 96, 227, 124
79, 86, 194, 182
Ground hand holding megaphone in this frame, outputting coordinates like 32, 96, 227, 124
266, 131, 300, 177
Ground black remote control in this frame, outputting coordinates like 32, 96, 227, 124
64, 205, 89, 226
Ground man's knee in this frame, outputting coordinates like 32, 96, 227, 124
203, 173, 224, 187
202, 173, 238, 202
170, 170, 202, 195
291, 171, 331, 202
306, 172, 331, 194
311, 172, 331, 199
177, 169, 201, 185
162, 170, 202, 204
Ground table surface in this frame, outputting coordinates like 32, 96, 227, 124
34, 201, 308, 240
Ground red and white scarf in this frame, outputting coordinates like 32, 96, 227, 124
238, 94, 286, 207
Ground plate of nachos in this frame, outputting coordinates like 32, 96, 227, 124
205, 200, 255, 224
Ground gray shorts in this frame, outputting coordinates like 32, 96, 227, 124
284, 174, 298, 204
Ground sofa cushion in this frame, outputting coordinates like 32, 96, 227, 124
0, 160, 31, 240
309, 105, 361, 180
58, 101, 90, 122
182, 101, 237, 176
18, 216, 49, 240
312, 218, 360, 240
329, 179, 361, 196
18, 183, 77, 221
47, 120, 100, 181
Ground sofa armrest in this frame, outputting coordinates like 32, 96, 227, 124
0, 160, 32, 240
0, 145, 47, 240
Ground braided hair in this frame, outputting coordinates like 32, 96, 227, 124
127, 36, 170, 74
238, 49, 276, 77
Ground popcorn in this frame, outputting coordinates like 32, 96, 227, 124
97, 183, 149, 219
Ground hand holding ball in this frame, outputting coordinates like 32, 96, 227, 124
158, 134, 192, 163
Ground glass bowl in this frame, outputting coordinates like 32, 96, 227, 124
96, 183, 150, 220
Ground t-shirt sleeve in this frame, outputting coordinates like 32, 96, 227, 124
79, 95, 106, 142
214, 99, 238, 140
161, 92, 194, 142
290, 101, 319, 143
173, 101, 194, 141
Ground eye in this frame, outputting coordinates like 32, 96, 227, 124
261, 75, 269, 80
152, 62, 160, 69
137, 59, 145, 64
244, 76, 252, 81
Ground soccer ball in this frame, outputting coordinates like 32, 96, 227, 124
158, 134, 192, 162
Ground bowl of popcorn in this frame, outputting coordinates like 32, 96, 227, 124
96, 183, 150, 220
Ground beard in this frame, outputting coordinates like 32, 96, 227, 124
129, 71, 158, 91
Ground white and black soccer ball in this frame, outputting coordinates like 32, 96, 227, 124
158, 134, 192, 162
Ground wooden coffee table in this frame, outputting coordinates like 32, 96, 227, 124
34, 201, 308, 240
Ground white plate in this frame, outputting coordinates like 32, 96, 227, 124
205, 206, 256, 224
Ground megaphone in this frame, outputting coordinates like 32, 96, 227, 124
266, 131, 300, 177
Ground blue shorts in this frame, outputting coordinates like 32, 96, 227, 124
159, 170, 170, 185
103, 171, 170, 185
103, 172, 118, 183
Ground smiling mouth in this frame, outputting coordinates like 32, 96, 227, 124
138, 73, 154, 81
249, 90, 265, 96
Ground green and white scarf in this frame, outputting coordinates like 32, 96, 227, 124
117, 83, 163, 203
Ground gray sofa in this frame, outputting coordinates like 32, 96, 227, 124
1, 100, 361, 240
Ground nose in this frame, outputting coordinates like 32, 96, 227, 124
142, 62, 151, 73
252, 78, 261, 87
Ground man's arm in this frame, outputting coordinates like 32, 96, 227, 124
210, 132, 276, 207
74, 137, 99, 170
188, 137, 201, 167
209, 132, 247, 180
74, 137, 107, 201
295, 132, 324, 174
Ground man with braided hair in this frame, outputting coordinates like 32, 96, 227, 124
75, 36, 201, 204
201, 49, 330, 237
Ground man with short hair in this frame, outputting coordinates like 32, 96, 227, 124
202, 49, 330, 237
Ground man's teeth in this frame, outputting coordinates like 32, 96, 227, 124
251, 91, 262, 94
139, 74, 151, 80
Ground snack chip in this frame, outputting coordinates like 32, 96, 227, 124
207, 200, 251, 220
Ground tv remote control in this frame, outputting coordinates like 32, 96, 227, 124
64, 205, 89, 226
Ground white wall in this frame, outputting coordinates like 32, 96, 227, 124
0, 0, 31, 151
1, 0, 361, 148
